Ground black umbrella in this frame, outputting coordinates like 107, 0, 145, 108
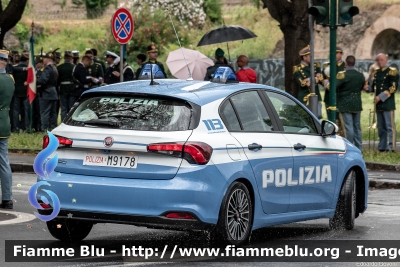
197, 25, 257, 61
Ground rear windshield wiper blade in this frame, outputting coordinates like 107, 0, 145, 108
83, 119, 121, 128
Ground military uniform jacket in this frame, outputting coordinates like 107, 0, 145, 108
104, 64, 120, 85
372, 66, 399, 111
36, 64, 59, 101
293, 62, 323, 104
123, 64, 135, 81
94, 58, 106, 74
57, 61, 75, 95
0, 71, 15, 137
87, 62, 104, 84
322, 61, 345, 104
336, 68, 365, 113
73, 63, 92, 96
13, 62, 28, 98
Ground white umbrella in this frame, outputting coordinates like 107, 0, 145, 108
166, 48, 214, 80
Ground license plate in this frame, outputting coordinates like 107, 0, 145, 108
83, 153, 138, 168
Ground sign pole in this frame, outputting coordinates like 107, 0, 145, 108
120, 45, 124, 82
328, 0, 337, 122
308, 0, 318, 118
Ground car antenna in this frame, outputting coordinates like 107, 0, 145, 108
149, 62, 159, 85
166, 8, 193, 81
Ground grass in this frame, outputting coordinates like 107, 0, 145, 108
362, 150, 400, 164
8, 132, 43, 150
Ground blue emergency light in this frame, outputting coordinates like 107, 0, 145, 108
138, 63, 166, 80
211, 67, 239, 84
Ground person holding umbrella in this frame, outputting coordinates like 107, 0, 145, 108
204, 48, 232, 81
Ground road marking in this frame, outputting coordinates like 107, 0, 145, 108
0, 210, 36, 225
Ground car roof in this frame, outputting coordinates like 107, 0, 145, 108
83, 79, 283, 106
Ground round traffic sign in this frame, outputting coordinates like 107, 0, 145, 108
111, 8, 134, 44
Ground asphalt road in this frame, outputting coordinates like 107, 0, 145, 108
1, 173, 399, 267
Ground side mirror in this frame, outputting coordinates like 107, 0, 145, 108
321, 120, 338, 137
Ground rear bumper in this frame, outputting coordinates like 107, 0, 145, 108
38, 209, 214, 231
37, 164, 228, 227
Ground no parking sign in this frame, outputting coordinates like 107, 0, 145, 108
111, 8, 134, 45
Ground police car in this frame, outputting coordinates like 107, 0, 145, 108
38, 67, 368, 245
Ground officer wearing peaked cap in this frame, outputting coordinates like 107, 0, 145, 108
0, 49, 15, 209
104, 51, 121, 84
54, 51, 62, 65
322, 46, 345, 111
36, 49, 59, 131
144, 43, 167, 78
57, 51, 76, 121
293, 45, 323, 115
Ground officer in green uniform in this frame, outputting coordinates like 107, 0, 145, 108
336, 55, 366, 150
322, 46, 345, 110
57, 51, 76, 121
12, 51, 30, 133
372, 53, 399, 151
85, 49, 104, 87
0, 49, 15, 209
91, 48, 106, 74
293, 45, 323, 113
55, 51, 62, 65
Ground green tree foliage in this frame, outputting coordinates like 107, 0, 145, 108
72, 0, 116, 19
203, 0, 222, 24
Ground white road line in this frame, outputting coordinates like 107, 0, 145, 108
0, 210, 36, 225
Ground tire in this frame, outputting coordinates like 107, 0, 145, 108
212, 181, 253, 245
47, 220, 93, 242
329, 170, 356, 230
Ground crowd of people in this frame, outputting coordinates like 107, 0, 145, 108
294, 45, 398, 152
1, 43, 168, 134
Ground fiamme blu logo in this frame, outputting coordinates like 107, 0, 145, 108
27, 132, 61, 222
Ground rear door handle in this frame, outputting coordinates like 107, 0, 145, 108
248, 143, 262, 151
294, 143, 306, 151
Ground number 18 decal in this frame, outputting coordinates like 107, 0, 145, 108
202, 119, 224, 131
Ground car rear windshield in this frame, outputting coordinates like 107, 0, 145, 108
64, 96, 193, 131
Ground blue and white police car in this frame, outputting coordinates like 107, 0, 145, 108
38, 67, 368, 245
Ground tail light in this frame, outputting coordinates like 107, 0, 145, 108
43, 135, 73, 149
147, 142, 213, 165
165, 212, 195, 220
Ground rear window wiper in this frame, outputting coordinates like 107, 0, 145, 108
83, 119, 121, 128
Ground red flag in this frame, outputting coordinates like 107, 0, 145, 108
27, 37, 36, 104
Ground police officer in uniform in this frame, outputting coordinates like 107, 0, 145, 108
72, 51, 80, 65
122, 58, 135, 81
36, 49, 59, 131
104, 51, 120, 84
85, 49, 104, 87
372, 53, 399, 152
12, 51, 30, 133
0, 49, 15, 209
57, 51, 76, 121
145, 43, 167, 78
322, 46, 345, 110
55, 51, 62, 65
336, 55, 366, 150
293, 45, 323, 111
72, 55, 94, 97
91, 48, 106, 74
